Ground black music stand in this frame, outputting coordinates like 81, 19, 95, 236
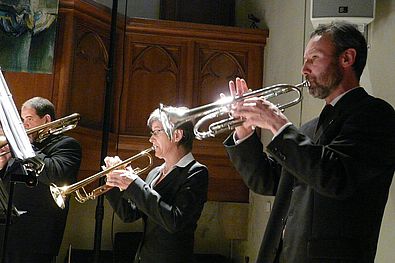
0, 70, 44, 263
0, 178, 20, 225
0, 160, 29, 263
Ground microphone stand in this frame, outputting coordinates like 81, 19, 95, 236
93, 0, 119, 262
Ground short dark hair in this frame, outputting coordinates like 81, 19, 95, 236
310, 21, 367, 80
22, 97, 56, 120
147, 107, 194, 151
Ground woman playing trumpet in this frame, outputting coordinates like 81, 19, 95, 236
104, 106, 209, 263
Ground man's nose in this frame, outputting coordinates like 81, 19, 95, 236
301, 60, 311, 76
301, 64, 307, 75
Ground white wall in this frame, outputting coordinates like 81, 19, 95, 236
368, 3, 395, 262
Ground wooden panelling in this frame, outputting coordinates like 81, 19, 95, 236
57, 0, 125, 130
2, 72, 54, 107
54, 0, 118, 118
70, 26, 108, 129
121, 39, 186, 135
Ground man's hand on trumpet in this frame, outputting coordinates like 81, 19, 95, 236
229, 77, 290, 137
104, 156, 138, 191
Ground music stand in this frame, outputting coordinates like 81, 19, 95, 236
0, 178, 21, 224
0, 70, 44, 263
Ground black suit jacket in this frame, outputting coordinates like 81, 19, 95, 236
106, 159, 208, 263
0, 134, 81, 255
225, 88, 395, 263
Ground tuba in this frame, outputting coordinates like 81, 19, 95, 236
160, 81, 308, 140
50, 146, 155, 209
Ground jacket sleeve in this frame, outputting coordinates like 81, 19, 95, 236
106, 187, 143, 223
224, 132, 282, 196
35, 136, 82, 186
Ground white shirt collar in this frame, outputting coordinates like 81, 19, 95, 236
151, 152, 195, 187
159, 152, 195, 175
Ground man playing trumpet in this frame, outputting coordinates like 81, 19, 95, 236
224, 22, 395, 262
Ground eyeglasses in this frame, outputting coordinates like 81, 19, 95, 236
150, 129, 164, 136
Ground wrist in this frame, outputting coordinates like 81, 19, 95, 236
235, 127, 254, 141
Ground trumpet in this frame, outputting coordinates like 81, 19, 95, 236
0, 113, 81, 155
50, 146, 155, 209
160, 81, 308, 140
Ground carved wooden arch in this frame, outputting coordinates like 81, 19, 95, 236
132, 45, 178, 75
121, 44, 180, 135
198, 51, 246, 105
70, 30, 109, 129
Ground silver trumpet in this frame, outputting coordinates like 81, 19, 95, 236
160, 81, 308, 140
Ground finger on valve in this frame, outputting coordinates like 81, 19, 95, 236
228, 80, 236, 97
104, 156, 122, 169
120, 167, 137, 180
236, 78, 249, 95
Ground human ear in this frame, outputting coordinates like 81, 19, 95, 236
173, 129, 183, 143
44, 114, 52, 123
341, 48, 356, 67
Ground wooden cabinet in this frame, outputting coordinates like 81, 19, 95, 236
3, 0, 268, 203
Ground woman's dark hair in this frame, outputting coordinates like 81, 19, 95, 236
311, 21, 367, 80
147, 107, 194, 151
22, 97, 56, 120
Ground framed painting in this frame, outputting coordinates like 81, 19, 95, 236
0, 0, 59, 74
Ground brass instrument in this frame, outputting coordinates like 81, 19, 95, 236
50, 146, 155, 209
0, 113, 81, 155
160, 81, 308, 140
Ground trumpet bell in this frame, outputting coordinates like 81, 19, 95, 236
50, 183, 67, 209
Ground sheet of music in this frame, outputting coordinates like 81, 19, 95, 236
0, 70, 36, 160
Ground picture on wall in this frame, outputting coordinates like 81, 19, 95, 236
0, 0, 59, 74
